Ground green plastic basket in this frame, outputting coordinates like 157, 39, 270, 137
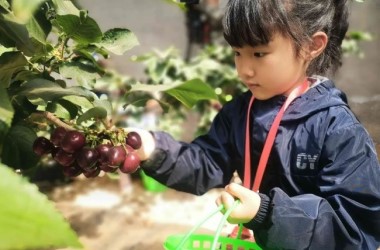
164, 201, 262, 250
140, 170, 167, 192
164, 234, 261, 250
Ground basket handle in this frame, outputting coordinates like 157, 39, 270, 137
211, 200, 240, 250
175, 200, 241, 250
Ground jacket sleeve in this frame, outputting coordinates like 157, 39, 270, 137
250, 123, 380, 250
141, 107, 237, 195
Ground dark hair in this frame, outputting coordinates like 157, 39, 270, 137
223, 0, 349, 75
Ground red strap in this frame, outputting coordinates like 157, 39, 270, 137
244, 80, 309, 192
243, 97, 255, 189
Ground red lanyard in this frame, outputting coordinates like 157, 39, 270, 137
244, 80, 309, 192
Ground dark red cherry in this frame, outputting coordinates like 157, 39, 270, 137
107, 145, 126, 167
120, 151, 141, 174
62, 164, 82, 177
125, 131, 142, 150
50, 127, 67, 146
99, 163, 118, 173
33, 137, 54, 156
95, 143, 112, 164
51, 146, 59, 158
61, 130, 86, 153
53, 148, 75, 167
83, 167, 101, 178
76, 147, 99, 170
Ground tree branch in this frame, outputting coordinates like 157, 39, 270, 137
38, 111, 76, 131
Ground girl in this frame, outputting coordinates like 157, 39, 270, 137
129, 0, 380, 248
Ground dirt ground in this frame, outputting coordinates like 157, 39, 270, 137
45, 172, 231, 250
43, 145, 380, 250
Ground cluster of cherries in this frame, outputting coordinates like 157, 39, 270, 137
32, 127, 142, 178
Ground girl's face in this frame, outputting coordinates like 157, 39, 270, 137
233, 33, 309, 100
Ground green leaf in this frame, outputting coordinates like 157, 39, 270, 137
347, 31, 373, 41
26, 16, 50, 43
72, 47, 107, 72
59, 62, 100, 89
163, 0, 186, 11
76, 106, 107, 125
63, 95, 94, 111
0, 163, 82, 249
0, 45, 13, 56
46, 99, 78, 120
1, 124, 39, 169
0, 14, 37, 56
13, 78, 95, 105
129, 79, 218, 108
0, 88, 14, 127
165, 79, 218, 108
52, 0, 80, 16
93, 95, 113, 115
12, 0, 46, 23
0, 51, 28, 88
0, 120, 8, 152
54, 13, 102, 44
95, 28, 139, 55
0, 0, 10, 10
13, 69, 40, 82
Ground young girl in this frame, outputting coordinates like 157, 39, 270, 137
129, 0, 380, 248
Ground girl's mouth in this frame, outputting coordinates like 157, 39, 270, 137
247, 83, 260, 88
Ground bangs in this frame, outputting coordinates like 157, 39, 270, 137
223, 0, 287, 47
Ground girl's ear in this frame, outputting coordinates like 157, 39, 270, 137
308, 31, 328, 60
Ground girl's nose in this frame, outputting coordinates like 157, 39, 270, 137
238, 64, 255, 81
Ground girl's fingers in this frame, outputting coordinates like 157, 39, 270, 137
224, 183, 262, 223
216, 183, 261, 223
215, 196, 222, 207
225, 182, 252, 201
221, 191, 235, 208
215, 191, 235, 213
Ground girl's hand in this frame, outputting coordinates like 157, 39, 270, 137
215, 183, 261, 224
123, 128, 156, 161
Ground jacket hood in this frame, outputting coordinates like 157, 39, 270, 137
268, 79, 349, 122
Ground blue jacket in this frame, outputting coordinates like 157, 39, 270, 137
142, 80, 380, 249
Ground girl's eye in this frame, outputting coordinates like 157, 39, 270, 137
234, 51, 241, 56
254, 52, 266, 57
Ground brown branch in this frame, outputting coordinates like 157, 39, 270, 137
60, 37, 70, 60
101, 117, 113, 130
40, 111, 76, 131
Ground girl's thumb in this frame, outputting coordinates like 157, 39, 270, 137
225, 183, 252, 201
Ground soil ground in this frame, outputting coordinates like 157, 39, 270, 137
45, 146, 380, 250
45, 172, 232, 250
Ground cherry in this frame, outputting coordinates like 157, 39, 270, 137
60, 130, 86, 153
107, 145, 126, 167
50, 127, 67, 146
95, 143, 112, 164
120, 151, 141, 174
54, 148, 76, 166
76, 147, 99, 170
51, 146, 59, 158
99, 163, 118, 173
124, 144, 134, 154
33, 137, 54, 156
83, 167, 101, 178
125, 131, 142, 150
62, 164, 82, 177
